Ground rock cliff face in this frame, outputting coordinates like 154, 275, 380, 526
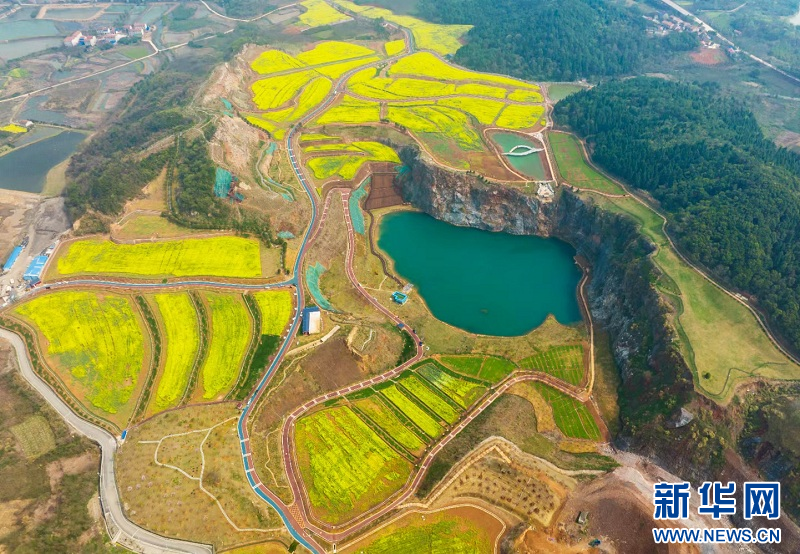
395, 148, 698, 466
395, 152, 556, 236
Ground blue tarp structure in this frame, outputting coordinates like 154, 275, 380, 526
302, 306, 321, 334
23, 255, 48, 284
214, 168, 232, 198
3, 246, 22, 272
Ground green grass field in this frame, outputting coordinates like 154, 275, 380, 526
200, 293, 252, 399
294, 406, 412, 523
54, 237, 262, 279
343, 508, 496, 553
418, 364, 487, 408
479, 356, 516, 382
251, 290, 293, 336
151, 293, 199, 410
353, 396, 426, 455
10, 415, 56, 459
380, 384, 444, 438
549, 132, 625, 194
14, 290, 145, 416
546, 83, 586, 103
437, 356, 483, 377
519, 345, 585, 386
532, 383, 601, 441
397, 374, 461, 424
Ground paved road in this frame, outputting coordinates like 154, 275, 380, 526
0, 329, 213, 554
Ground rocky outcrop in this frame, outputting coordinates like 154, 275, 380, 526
395, 150, 555, 236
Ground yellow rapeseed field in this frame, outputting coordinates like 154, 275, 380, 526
55, 236, 262, 278
313, 95, 381, 125
250, 50, 305, 75
495, 104, 546, 129
306, 141, 399, 180
390, 52, 539, 89
438, 96, 505, 125
296, 41, 375, 65
0, 123, 27, 133
14, 290, 145, 415
298, 0, 351, 27
152, 293, 199, 410
252, 290, 294, 335
384, 39, 406, 57
200, 293, 252, 399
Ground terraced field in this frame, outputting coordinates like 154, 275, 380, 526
53, 237, 262, 279
294, 406, 412, 524
379, 384, 444, 438
519, 345, 585, 386
151, 293, 200, 410
352, 396, 426, 455
305, 140, 400, 181
532, 382, 601, 440
397, 373, 460, 424
298, 0, 351, 27
200, 293, 253, 399
417, 363, 487, 408
13, 290, 146, 422
313, 95, 381, 125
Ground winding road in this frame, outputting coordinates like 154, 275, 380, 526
0, 329, 214, 554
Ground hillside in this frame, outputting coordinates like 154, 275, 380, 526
554, 77, 800, 356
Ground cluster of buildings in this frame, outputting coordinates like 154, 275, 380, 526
645, 12, 713, 42
63, 23, 152, 48
1, 238, 56, 306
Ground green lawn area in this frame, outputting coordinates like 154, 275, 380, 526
549, 132, 625, 194
294, 406, 412, 524
119, 45, 151, 60
589, 192, 800, 403
438, 356, 483, 377
532, 382, 601, 441
519, 345, 584, 386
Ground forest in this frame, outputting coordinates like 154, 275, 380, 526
554, 77, 800, 356
416, 0, 698, 81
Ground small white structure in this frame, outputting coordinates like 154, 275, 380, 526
302, 307, 322, 335
537, 182, 555, 199
64, 31, 83, 47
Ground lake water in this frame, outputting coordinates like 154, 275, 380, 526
790, 3, 800, 25
0, 131, 85, 193
378, 211, 582, 336
491, 132, 548, 180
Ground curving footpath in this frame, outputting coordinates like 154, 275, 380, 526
0, 328, 214, 554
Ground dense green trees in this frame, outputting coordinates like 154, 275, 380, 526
554, 77, 800, 355
416, 0, 698, 81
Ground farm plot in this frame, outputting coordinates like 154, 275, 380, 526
200, 293, 253, 400
252, 290, 293, 336
10, 415, 56, 459
151, 293, 200, 410
438, 97, 505, 125
54, 237, 262, 279
328, 0, 471, 56
306, 141, 399, 181
532, 383, 601, 441
379, 384, 444, 439
389, 52, 538, 91
352, 395, 426, 455
296, 41, 376, 65
251, 70, 321, 110
313, 95, 381, 125
14, 290, 146, 420
417, 363, 487, 408
495, 104, 545, 129
341, 506, 500, 554
397, 374, 461, 425
437, 356, 483, 377
479, 356, 516, 383
250, 50, 305, 75
519, 345, 584, 386
386, 105, 482, 151
385, 39, 405, 56
298, 0, 351, 27
294, 406, 412, 524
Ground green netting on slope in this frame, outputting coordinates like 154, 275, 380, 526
277, 231, 295, 240
349, 177, 369, 235
214, 168, 232, 198
305, 262, 334, 311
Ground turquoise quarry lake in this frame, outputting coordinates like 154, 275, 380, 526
378, 211, 582, 336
